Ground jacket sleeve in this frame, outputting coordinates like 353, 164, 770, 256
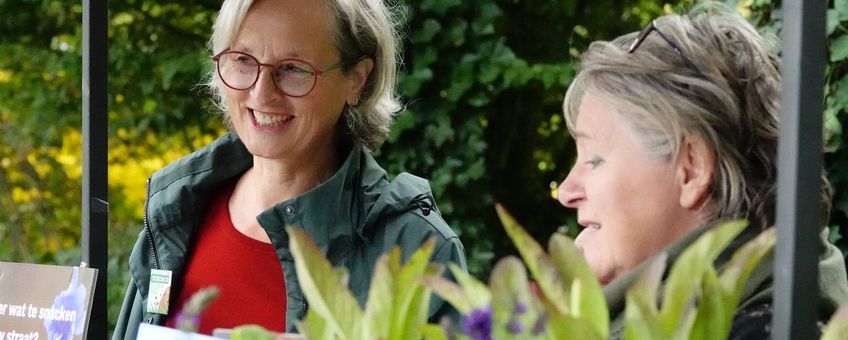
112, 279, 144, 340
427, 235, 468, 323
431, 235, 467, 273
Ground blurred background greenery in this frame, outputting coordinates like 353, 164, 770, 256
1, 0, 847, 335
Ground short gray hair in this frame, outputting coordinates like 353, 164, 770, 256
563, 4, 831, 229
207, 0, 402, 151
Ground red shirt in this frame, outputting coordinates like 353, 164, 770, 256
165, 184, 286, 334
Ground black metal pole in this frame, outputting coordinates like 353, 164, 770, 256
82, 0, 108, 337
773, 0, 827, 339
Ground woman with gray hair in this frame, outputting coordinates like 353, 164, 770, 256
112, 0, 466, 337
556, 4, 848, 338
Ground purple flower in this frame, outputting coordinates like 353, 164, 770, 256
43, 267, 88, 340
461, 306, 493, 340
174, 312, 200, 330
514, 302, 528, 314
506, 318, 524, 334
531, 312, 548, 336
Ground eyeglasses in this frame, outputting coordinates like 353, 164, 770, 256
628, 20, 706, 79
212, 50, 343, 97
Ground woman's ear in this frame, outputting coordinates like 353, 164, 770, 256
676, 135, 715, 209
346, 57, 374, 106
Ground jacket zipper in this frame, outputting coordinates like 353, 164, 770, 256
143, 177, 160, 324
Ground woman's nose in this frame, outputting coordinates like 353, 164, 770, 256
557, 169, 584, 208
250, 68, 281, 102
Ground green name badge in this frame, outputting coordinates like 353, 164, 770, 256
146, 269, 172, 315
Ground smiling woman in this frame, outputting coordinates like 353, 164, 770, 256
110, 0, 467, 338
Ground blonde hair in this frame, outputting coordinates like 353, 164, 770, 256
563, 4, 831, 229
207, 0, 402, 151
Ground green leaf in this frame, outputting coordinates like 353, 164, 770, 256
420, 324, 448, 340
489, 256, 535, 338
361, 252, 394, 339
298, 309, 334, 340
398, 280, 434, 340
548, 233, 608, 338
624, 297, 667, 340
287, 227, 362, 339
837, 0, 848, 20
443, 19, 468, 46
688, 269, 728, 340
445, 58, 475, 102
545, 309, 604, 340
419, 0, 461, 15
822, 305, 848, 340
689, 227, 775, 340
830, 34, 848, 62
623, 254, 667, 340
424, 113, 454, 147
398, 67, 433, 96
391, 237, 438, 340
496, 204, 569, 316
230, 324, 276, 340
412, 19, 441, 43
422, 272, 473, 314
836, 75, 848, 111
412, 47, 438, 70
387, 110, 416, 142
478, 2, 503, 21
449, 263, 492, 309
825, 107, 843, 153
659, 220, 747, 335
717, 228, 776, 310
827, 9, 839, 36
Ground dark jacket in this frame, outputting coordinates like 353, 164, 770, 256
112, 132, 467, 339
603, 222, 848, 339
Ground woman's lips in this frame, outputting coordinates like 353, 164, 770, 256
248, 109, 294, 131
251, 109, 294, 126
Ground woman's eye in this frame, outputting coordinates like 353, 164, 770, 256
586, 156, 604, 168
281, 63, 312, 74
235, 56, 253, 65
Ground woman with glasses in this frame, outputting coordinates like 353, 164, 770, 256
556, 4, 848, 338
112, 0, 466, 337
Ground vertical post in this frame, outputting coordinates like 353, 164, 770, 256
82, 0, 108, 337
773, 0, 827, 339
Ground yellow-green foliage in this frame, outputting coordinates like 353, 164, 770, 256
623, 221, 776, 340
424, 208, 776, 339
287, 227, 441, 340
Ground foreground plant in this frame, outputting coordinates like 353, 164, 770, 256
285, 204, 803, 339
174, 286, 220, 333
423, 205, 609, 339
286, 227, 443, 340
425, 205, 777, 340
623, 220, 775, 340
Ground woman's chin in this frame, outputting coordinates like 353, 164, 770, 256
584, 260, 615, 286
597, 271, 615, 286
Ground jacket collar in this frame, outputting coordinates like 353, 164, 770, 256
143, 132, 404, 267
255, 145, 367, 263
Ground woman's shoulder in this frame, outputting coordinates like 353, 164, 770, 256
360, 173, 460, 251
730, 299, 774, 340
149, 132, 250, 194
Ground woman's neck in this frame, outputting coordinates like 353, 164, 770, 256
245, 147, 342, 208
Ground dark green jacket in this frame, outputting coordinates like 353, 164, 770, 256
112, 132, 467, 339
603, 222, 848, 339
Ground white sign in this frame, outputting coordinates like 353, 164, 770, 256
0, 262, 97, 340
